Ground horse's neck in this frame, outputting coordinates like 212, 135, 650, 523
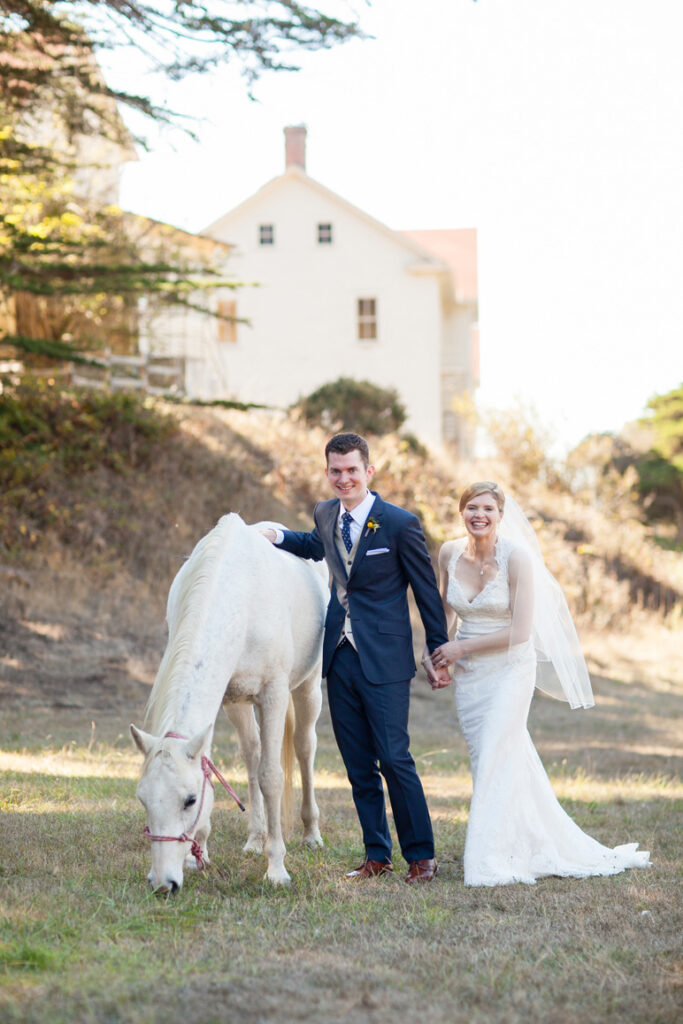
149, 531, 246, 737
151, 620, 240, 737
157, 685, 223, 740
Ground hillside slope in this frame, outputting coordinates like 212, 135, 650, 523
1, 395, 680, 712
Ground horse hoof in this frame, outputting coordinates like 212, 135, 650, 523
265, 871, 291, 886
303, 834, 324, 849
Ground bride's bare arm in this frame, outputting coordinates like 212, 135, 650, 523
431, 547, 534, 666
417, 542, 456, 688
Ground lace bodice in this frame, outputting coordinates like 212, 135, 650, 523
446, 535, 517, 639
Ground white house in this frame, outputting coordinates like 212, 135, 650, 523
198, 126, 478, 453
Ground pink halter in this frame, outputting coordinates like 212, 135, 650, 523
142, 732, 245, 870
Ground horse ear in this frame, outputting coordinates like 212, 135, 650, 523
185, 725, 213, 760
130, 724, 157, 756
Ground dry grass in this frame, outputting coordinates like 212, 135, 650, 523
1, 653, 681, 1024
4, 400, 678, 638
1, 402, 681, 1023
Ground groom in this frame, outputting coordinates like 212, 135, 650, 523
262, 432, 450, 883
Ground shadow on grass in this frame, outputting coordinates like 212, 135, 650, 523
0, 782, 667, 891
526, 672, 682, 778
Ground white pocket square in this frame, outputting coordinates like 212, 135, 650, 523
366, 547, 390, 556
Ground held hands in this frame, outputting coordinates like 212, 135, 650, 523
430, 666, 452, 690
431, 640, 467, 669
421, 647, 452, 690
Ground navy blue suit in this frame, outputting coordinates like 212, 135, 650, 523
279, 493, 448, 864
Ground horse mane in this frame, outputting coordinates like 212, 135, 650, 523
145, 514, 244, 733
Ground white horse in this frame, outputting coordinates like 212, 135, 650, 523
130, 513, 328, 892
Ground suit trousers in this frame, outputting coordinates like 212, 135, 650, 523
327, 641, 435, 863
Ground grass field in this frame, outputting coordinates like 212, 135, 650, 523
0, 395, 680, 1022
1, 644, 680, 1024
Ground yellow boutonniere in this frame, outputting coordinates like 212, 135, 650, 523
364, 518, 380, 538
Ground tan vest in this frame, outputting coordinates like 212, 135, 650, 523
334, 519, 362, 648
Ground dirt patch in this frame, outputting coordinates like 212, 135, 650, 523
0, 564, 158, 715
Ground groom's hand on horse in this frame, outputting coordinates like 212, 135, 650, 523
260, 529, 277, 543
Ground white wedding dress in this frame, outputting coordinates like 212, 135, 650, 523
447, 535, 650, 887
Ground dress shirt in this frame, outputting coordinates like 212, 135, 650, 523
338, 490, 376, 545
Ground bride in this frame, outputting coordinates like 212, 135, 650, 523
431, 481, 650, 887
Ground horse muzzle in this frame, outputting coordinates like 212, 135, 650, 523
148, 870, 181, 895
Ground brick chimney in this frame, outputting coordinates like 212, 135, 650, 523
284, 124, 306, 171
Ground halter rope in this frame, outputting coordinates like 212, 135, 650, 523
142, 731, 245, 871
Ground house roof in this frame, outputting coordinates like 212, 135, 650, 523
400, 229, 478, 305
204, 167, 478, 305
204, 166, 451, 269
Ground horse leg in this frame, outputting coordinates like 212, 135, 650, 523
224, 703, 267, 854
257, 681, 291, 885
291, 669, 323, 848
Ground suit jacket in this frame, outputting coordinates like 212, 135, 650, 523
278, 493, 448, 683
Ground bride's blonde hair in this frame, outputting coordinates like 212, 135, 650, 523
459, 481, 506, 515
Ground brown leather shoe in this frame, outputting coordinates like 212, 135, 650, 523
405, 858, 438, 883
344, 857, 394, 879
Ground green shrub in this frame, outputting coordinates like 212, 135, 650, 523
636, 384, 683, 542
399, 432, 428, 458
0, 375, 177, 549
294, 377, 406, 436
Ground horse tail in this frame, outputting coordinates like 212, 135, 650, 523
280, 694, 296, 834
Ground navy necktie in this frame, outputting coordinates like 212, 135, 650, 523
341, 511, 353, 553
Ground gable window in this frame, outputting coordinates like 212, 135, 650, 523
217, 299, 237, 343
317, 222, 333, 244
357, 298, 377, 340
259, 224, 274, 245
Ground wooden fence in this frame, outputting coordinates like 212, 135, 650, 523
70, 352, 186, 397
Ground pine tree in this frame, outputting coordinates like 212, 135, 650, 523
0, 1, 361, 363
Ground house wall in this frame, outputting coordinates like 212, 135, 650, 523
204, 175, 444, 446
441, 304, 479, 454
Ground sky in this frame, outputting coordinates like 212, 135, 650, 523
105, 0, 683, 454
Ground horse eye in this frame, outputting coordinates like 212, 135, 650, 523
184, 795, 197, 809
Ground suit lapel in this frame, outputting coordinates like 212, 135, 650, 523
348, 493, 384, 580
315, 499, 346, 584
